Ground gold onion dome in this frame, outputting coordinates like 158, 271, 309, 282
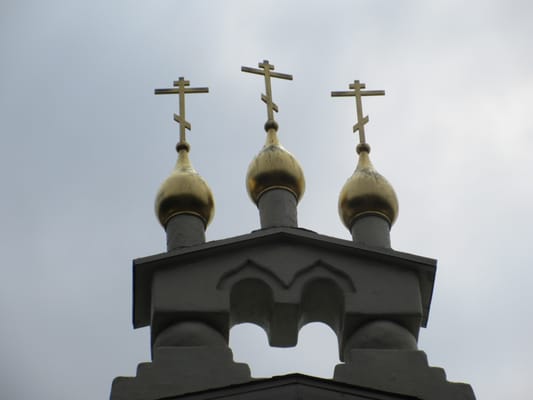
339, 144, 398, 229
155, 145, 215, 228
246, 124, 305, 205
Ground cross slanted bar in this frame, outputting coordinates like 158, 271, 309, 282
331, 80, 385, 145
242, 60, 293, 124
155, 77, 209, 150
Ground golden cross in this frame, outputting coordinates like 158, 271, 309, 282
242, 60, 293, 126
331, 80, 385, 145
155, 77, 209, 151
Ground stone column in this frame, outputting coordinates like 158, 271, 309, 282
166, 214, 206, 251
258, 189, 298, 228
350, 214, 391, 248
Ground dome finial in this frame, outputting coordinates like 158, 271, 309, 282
241, 60, 293, 132
331, 79, 385, 154
154, 77, 214, 245
332, 80, 398, 240
242, 60, 305, 228
155, 77, 209, 153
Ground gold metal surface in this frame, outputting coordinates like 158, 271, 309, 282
154, 77, 214, 228
243, 60, 304, 205
246, 128, 305, 205
241, 60, 292, 126
155, 149, 215, 228
338, 151, 398, 228
331, 80, 384, 147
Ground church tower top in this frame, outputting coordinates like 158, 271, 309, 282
111, 66, 475, 400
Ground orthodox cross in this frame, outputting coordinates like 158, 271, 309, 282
155, 77, 209, 151
331, 80, 385, 146
242, 60, 293, 125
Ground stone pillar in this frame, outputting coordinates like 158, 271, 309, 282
258, 189, 298, 229
350, 215, 391, 248
335, 321, 475, 400
166, 214, 206, 251
111, 322, 251, 400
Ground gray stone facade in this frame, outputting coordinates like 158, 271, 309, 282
111, 226, 475, 399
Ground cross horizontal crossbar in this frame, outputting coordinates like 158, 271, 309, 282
173, 113, 191, 130
241, 66, 293, 80
261, 94, 278, 112
154, 88, 209, 95
174, 79, 190, 86
350, 82, 366, 89
331, 90, 385, 97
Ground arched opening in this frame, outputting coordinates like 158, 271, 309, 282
229, 278, 274, 330
229, 322, 339, 378
300, 278, 344, 333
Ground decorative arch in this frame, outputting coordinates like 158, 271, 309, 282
217, 258, 356, 292
291, 259, 356, 292
218, 259, 286, 290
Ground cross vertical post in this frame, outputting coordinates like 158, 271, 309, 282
261, 61, 275, 122
176, 77, 187, 147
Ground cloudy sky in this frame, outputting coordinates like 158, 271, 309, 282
1, 1, 532, 399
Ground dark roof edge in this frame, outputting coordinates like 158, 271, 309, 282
134, 227, 436, 268
155, 374, 421, 400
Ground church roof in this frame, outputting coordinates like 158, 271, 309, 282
133, 227, 436, 330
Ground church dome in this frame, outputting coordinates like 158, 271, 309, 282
155, 147, 214, 228
339, 145, 398, 229
246, 126, 305, 205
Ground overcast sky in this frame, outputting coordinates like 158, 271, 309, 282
1, 1, 532, 399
